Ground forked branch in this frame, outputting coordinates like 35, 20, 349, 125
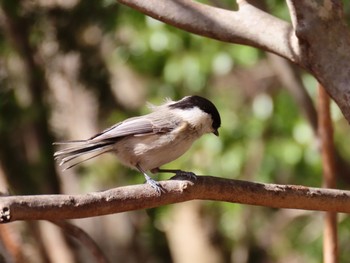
117, 0, 300, 62
117, 0, 350, 125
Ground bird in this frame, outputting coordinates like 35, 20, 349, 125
54, 95, 221, 193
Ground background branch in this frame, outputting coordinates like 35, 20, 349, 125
1, 176, 350, 223
318, 84, 338, 263
118, 0, 350, 125
117, 0, 299, 62
51, 220, 109, 263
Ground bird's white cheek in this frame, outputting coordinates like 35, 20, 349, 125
174, 108, 213, 136
195, 118, 214, 136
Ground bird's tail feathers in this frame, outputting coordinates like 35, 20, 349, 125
53, 140, 87, 145
54, 140, 115, 170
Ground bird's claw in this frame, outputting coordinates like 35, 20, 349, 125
174, 170, 197, 180
145, 177, 165, 194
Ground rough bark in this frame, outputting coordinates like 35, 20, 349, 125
1, 176, 350, 223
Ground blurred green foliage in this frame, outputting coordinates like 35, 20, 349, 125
1, 0, 350, 262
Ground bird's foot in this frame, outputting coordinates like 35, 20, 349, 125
144, 174, 165, 194
137, 164, 165, 194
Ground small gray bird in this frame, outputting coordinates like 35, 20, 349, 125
54, 95, 221, 193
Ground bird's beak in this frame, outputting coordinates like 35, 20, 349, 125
213, 129, 219, 136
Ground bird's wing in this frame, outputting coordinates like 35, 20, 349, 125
53, 112, 181, 169
89, 113, 178, 141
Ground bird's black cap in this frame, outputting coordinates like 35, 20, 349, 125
169, 95, 221, 135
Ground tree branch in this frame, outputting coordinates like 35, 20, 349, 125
318, 84, 338, 263
117, 0, 300, 62
117, 0, 350, 125
287, 0, 350, 124
1, 176, 350, 223
51, 221, 109, 263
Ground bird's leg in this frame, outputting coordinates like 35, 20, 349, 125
151, 168, 197, 180
136, 164, 164, 194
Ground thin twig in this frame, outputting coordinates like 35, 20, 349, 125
318, 84, 338, 263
